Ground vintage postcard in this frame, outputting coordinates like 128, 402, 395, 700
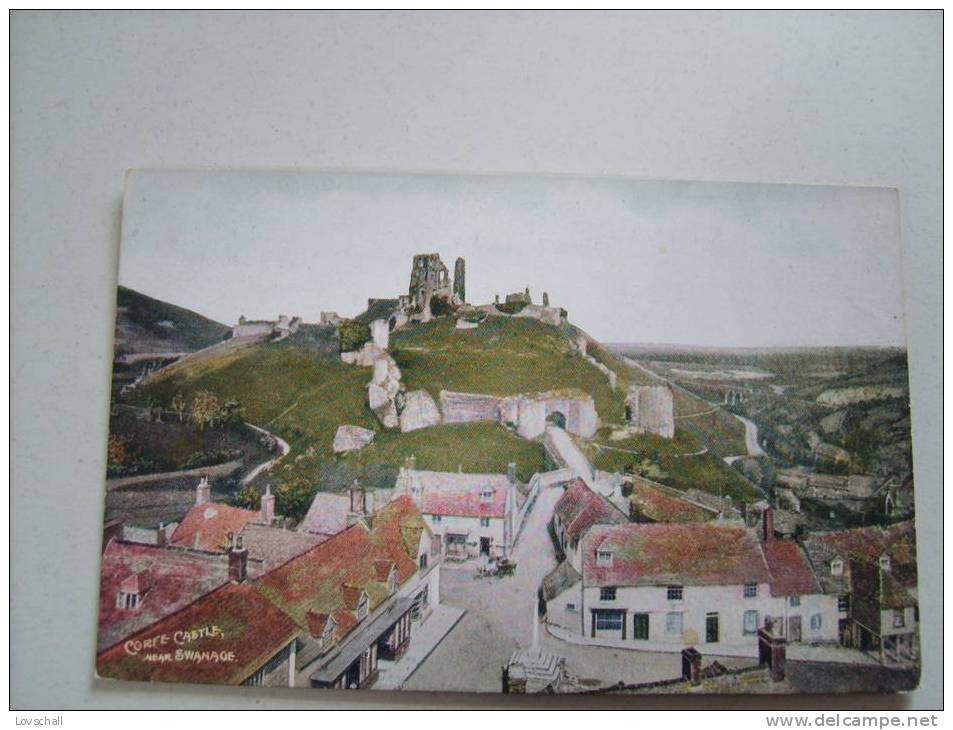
97, 171, 919, 695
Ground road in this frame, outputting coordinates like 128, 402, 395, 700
723, 413, 766, 464
241, 423, 291, 485
404, 485, 728, 692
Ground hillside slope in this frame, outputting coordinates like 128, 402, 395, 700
114, 286, 231, 355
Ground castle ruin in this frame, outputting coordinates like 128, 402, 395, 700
625, 384, 675, 439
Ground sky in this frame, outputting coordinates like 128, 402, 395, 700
118, 170, 906, 348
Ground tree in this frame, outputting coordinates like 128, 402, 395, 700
338, 319, 371, 353
217, 399, 245, 428
191, 390, 220, 431
171, 392, 187, 423
107, 433, 131, 470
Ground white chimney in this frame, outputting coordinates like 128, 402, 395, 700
196, 476, 211, 505
260, 484, 275, 524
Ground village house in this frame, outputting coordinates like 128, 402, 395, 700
551, 478, 628, 570
801, 520, 918, 663
296, 485, 374, 539
393, 464, 528, 560
545, 512, 839, 656
258, 496, 440, 689
97, 495, 441, 689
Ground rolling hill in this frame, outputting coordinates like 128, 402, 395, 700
125, 305, 760, 515
114, 286, 231, 355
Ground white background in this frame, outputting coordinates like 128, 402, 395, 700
10, 11, 941, 710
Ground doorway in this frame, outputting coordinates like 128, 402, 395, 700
788, 615, 802, 643
706, 612, 719, 643
633, 613, 650, 640
480, 537, 491, 556
546, 410, 567, 429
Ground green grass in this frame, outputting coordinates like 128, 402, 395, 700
132, 339, 547, 485
391, 316, 628, 425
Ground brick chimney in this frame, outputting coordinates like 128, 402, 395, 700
507, 462, 517, 485
156, 521, 167, 547
228, 533, 248, 583
761, 507, 774, 542
260, 484, 275, 524
196, 475, 211, 505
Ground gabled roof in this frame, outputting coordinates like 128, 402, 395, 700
97, 541, 228, 651
555, 479, 627, 542
238, 523, 325, 577
255, 496, 423, 646
169, 503, 260, 553
96, 582, 299, 686
296, 493, 353, 537
801, 520, 917, 597
762, 539, 820, 597
398, 469, 513, 519
582, 522, 772, 588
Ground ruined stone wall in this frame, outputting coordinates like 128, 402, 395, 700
439, 390, 503, 424
626, 385, 675, 439
232, 322, 275, 339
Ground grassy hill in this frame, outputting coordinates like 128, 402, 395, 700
114, 286, 231, 355
129, 310, 760, 515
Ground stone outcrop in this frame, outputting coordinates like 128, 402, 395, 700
370, 318, 389, 349
332, 425, 376, 453
340, 341, 386, 367
369, 356, 404, 429
625, 385, 675, 439
399, 390, 441, 432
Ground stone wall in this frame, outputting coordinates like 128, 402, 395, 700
439, 390, 504, 424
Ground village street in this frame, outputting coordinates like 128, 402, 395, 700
403, 485, 702, 693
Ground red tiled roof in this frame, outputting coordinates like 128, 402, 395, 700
582, 522, 772, 588
373, 560, 395, 582
555, 479, 627, 542
96, 582, 299, 686
306, 611, 332, 637
169, 503, 259, 553
421, 489, 506, 518
255, 496, 424, 645
762, 539, 820, 597
97, 541, 228, 652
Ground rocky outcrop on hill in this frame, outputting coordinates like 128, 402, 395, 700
399, 390, 442, 433
333, 425, 376, 453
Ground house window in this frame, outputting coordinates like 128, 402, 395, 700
667, 585, 683, 601
419, 553, 428, 571
830, 558, 843, 576
893, 610, 905, 628
566, 602, 577, 612
789, 596, 801, 607
600, 587, 617, 601
116, 591, 139, 610
879, 554, 891, 571
810, 613, 822, 630
743, 610, 759, 635
743, 583, 758, 598
596, 550, 614, 567
838, 595, 850, 612
480, 489, 494, 503
594, 611, 624, 631
357, 593, 369, 622
665, 612, 683, 635
432, 515, 442, 524
480, 517, 491, 527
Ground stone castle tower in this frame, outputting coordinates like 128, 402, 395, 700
453, 257, 466, 303
409, 253, 451, 316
